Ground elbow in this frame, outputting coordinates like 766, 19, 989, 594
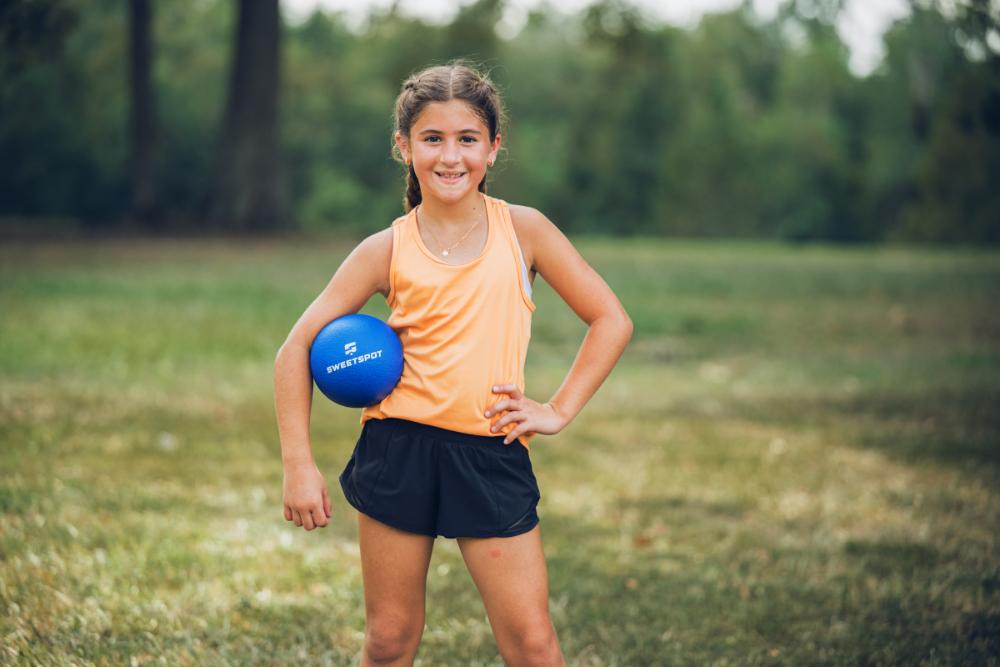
597, 307, 632, 344
274, 338, 304, 367
275, 341, 289, 367
620, 310, 634, 344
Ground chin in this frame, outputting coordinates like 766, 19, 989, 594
430, 186, 478, 203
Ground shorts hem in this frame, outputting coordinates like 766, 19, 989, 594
442, 517, 540, 540
342, 488, 541, 540
342, 488, 439, 538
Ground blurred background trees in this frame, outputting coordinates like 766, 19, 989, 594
208, 0, 283, 231
0, 0, 996, 241
127, 0, 158, 226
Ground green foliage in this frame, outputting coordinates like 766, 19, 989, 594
154, 0, 232, 224
0, 0, 127, 222
0, 0, 997, 242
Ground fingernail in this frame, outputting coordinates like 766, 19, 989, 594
490, 426, 496, 432
492, 386, 498, 391
484, 411, 490, 417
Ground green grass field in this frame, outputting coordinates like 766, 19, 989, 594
1, 237, 997, 666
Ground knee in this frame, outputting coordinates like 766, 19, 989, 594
364, 617, 422, 664
512, 628, 562, 667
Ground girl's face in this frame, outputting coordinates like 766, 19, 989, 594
396, 99, 501, 207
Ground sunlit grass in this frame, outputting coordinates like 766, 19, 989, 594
1, 237, 997, 665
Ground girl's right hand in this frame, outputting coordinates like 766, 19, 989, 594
283, 461, 332, 531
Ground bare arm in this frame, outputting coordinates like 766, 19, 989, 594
486, 207, 633, 444
274, 227, 392, 528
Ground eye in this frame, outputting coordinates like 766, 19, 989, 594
424, 135, 441, 143
461, 136, 478, 143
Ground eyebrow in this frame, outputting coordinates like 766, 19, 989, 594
417, 128, 483, 135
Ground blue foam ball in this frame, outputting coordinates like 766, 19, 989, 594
309, 314, 403, 408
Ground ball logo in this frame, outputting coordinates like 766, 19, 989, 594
326, 347, 383, 374
345, 341, 357, 355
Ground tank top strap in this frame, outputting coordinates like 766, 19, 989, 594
385, 210, 412, 309
487, 196, 536, 312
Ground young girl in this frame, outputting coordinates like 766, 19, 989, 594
274, 62, 632, 667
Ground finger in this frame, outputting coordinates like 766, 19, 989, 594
491, 411, 526, 433
504, 424, 530, 445
313, 506, 329, 528
284, 504, 292, 521
302, 510, 316, 531
293, 510, 304, 527
492, 383, 522, 399
485, 398, 513, 417
322, 488, 332, 518
491, 397, 527, 417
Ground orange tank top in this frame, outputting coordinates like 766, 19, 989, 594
360, 194, 537, 449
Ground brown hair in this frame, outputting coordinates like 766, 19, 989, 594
392, 61, 506, 212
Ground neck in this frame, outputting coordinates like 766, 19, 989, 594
418, 191, 485, 229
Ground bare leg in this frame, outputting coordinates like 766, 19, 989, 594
457, 525, 565, 667
357, 512, 435, 666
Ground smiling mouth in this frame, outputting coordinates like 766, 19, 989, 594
436, 172, 466, 182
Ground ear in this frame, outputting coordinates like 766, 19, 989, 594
489, 132, 502, 164
394, 131, 410, 164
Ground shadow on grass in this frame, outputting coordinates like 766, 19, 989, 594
665, 383, 1000, 471
843, 538, 941, 577
836, 388, 1000, 468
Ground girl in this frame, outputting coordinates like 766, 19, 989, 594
274, 62, 632, 667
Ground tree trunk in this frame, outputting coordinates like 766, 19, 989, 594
209, 0, 283, 232
128, 0, 159, 226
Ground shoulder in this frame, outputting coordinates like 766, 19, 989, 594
359, 225, 394, 254
350, 225, 394, 266
506, 203, 565, 272
348, 225, 394, 296
507, 203, 556, 238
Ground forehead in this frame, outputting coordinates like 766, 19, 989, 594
411, 99, 488, 132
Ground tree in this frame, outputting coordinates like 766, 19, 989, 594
127, 0, 159, 226
208, 0, 282, 231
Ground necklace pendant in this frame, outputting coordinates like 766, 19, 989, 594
442, 250, 449, 256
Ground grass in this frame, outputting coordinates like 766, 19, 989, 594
1, 236, 998, 666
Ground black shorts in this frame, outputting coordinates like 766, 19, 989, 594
339, 417, 541, 539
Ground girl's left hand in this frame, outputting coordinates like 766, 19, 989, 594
485, 383, 567, 445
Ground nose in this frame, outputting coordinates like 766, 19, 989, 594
440, 138, 461, 164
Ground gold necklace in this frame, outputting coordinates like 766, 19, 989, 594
418, 207, 483, 257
